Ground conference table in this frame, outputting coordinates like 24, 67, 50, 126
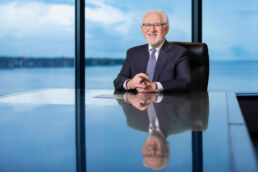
0, 89, 257, 172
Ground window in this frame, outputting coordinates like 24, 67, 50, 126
85, 0, 191, 89
204, 0, 258, 92
0, 0, 75, 95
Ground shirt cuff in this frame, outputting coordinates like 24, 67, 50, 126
156, 93, 164, 103
123, 80, 129, 90
123, 92, 129, 102
156, 82, 164, 92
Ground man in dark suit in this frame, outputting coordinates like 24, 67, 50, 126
114, 10, 191, 92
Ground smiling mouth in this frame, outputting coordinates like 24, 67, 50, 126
147, 32, 157, 36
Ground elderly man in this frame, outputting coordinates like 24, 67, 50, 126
114, 10, 191, 92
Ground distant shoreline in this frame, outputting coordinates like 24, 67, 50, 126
0, 57, 124, 69
1, 57, 258, 69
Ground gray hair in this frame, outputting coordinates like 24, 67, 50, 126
142, 10, 169, 25
143, 155, 169, 171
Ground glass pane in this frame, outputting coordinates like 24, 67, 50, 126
204, 0, 258, 92
0, 0, 75, 95
0, 1, 76, 171
85, 0, 191, 89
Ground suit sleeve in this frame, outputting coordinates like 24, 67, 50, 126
160, 52, 191, 91
113, 50, 132, 90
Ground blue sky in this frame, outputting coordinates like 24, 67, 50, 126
0, 0, 258, 60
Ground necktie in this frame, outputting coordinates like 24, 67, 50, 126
148, 103, 158, 130
146, 48, 156, 82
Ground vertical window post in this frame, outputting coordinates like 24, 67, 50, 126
192, 1, 203, 172
75, 0, 86, 172
75, 0, 85, 89
192, 0, 202, 43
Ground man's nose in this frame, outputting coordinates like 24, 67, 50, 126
150, 149, 156, 156
150, 25, 156, 31
148, 144, 157, 154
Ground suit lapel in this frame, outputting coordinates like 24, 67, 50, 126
153, 41, 170, 81
139, 45, 149, 73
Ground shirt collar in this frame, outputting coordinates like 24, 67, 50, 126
148, 40, 165, 52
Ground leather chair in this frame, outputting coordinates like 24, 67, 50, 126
169, 42, 209, 91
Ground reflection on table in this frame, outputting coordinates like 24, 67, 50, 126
0, 89, 256, 172
114, 91, 209, 170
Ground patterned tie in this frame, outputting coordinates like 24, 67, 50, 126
148, 103, 158, 130
146, 48, 156, 82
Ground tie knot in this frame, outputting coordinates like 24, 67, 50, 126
151, 48, 156, 54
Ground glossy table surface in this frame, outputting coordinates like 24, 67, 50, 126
0, 89, 257, 172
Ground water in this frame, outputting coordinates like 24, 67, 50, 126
0, 68, 75, 96
208, 61, 258, 93
0, 61, 258, 96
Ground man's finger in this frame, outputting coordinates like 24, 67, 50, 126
139, 77, 150, 84
136, 83, 147, 89
136, 73, 148, 79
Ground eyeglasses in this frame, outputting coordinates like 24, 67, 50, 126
143, 154, 168, 158
142, 23, 167, 28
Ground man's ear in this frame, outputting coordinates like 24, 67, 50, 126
141, 25, 144, 33
165, 25, 169, 34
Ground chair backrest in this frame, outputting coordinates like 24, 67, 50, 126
169, 42, 209, 91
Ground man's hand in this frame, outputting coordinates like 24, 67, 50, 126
126, 73, 150, 89
137, 82, 157, 93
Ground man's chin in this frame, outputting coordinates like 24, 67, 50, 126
148, 39, 163, 47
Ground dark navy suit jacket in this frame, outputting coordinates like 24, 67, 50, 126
113, 40, 191, 91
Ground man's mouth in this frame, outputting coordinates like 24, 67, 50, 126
147, 32, 157, 36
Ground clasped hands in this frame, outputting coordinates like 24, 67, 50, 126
126, 73, 156, 92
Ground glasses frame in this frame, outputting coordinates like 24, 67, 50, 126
143, 154, 168, 158
142, 23, 168, 28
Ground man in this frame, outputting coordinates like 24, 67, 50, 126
114, 10, 191, 92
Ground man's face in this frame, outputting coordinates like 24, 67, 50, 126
141, 132, 169, 170
141, 12, 169, 47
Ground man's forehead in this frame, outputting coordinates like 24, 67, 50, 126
144, 12, 163, 22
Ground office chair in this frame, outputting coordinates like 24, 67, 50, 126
170, 42, 209, 91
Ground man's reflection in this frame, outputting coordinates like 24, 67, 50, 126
126, 92, 157, 111
126, 92, 169, 170
115, 92, 209, 170
142, 130, 169, 170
